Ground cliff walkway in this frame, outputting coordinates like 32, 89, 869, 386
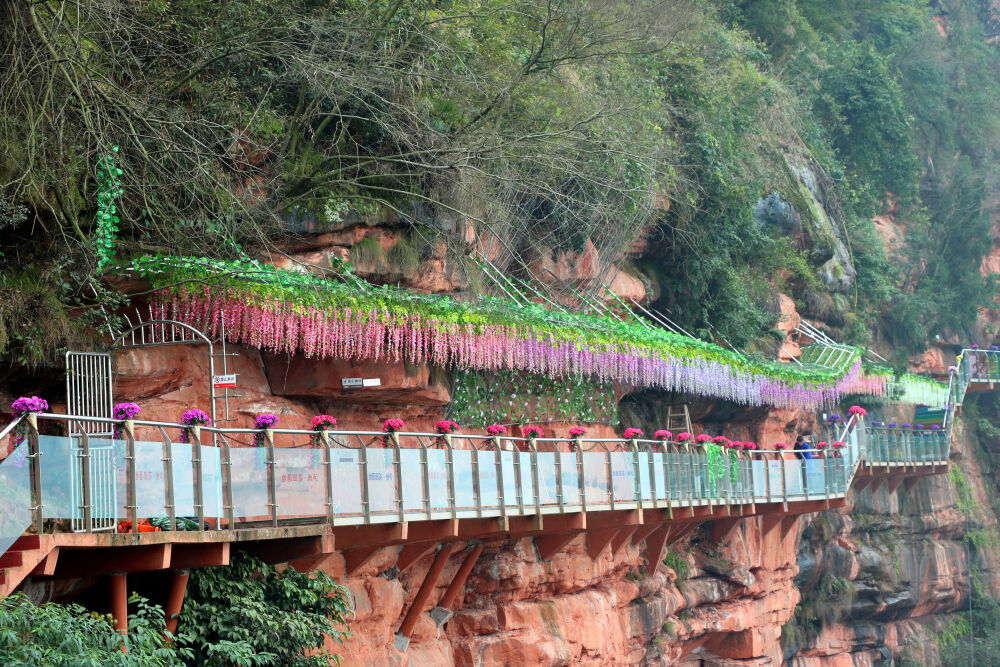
0, 348, 989, 647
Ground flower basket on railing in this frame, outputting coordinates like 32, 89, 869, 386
112, 402, 141, 439
310, 415, 337, 447
653, 430, 671, 453
568, 426, 586, 452
383, 418, 405, 447
10, 396, 48, 463
484, 424, 506, 450
180, 409, 211, 443
522, 426, 542, 452
433, 420, 460, 448
676, 432, 692, 451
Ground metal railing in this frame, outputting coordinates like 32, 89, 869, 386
0, 405, 948, 548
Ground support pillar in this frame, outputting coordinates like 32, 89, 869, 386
110, 573, 128, 637
164, 569, 190, 638
394, 543, 454, 651
430, 543, 485, 627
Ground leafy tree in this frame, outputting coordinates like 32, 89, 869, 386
175, 554, 351, 666
0, 592, 185, 666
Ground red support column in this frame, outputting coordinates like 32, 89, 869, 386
437, 544, 484, 610
164, 569, 190, 638
395, 543, 454, 650
109, 573, 128, 637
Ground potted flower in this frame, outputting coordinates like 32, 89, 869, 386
485, 424, 506, 451
775, 442, 788, 454
623, 427, 644, 440
434, 420, 460, 448
179, 409, 211, 443
310, 415, 337, 447
253, 413, 280, 447
568, 426, 587, 452
695, 434, 711, 450
832, 441, 845, 458
815, 441, 828, 458
653, 429, 672, 453
383, 418, 405, 447
522, 425, 543, 452
9, 395, 48, 466
112, 402, 141, 439
676, 432, 692, 452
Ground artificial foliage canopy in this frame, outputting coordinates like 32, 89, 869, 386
128, 255, 946, 410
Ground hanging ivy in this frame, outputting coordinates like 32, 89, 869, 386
706, 443, 726, 491
449, 368, 618, 426
94, 146, 123, 271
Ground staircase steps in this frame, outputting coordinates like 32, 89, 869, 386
0, 534, 55, 598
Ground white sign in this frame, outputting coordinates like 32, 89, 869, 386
342, 377, 381, 388
212, 374, 237, 388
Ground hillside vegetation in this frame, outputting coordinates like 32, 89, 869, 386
0, 0, 998, 368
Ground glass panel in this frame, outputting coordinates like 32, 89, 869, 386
170, 441, 197, 517
610, 452, 634, 502
501, 451, 518, 509
331, 448, 362, 516
536, 452, 557, 505
427, 449, 449, 511
637, 452, 652, 500
751, 460, 766, 497
201, 445, 224, 521
452, 450, 475, 510
0, 443, 32, 555
559, 452, 580, 506
583, 452, 607, 504
518, 451, 535, 508
134, 441, 167, 519
230, 448, 270, 519
652, 453, 666, 500
38, 435, 74, 518
805, 460, 825, 496
783, 460, 804, 496
274, 448, 327, 518
478, 450, 498, 509
400, 449, 424, 513
366, 448, 397, 515
768, 460, 783, 497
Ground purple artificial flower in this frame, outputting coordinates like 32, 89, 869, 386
931, 425, 942, 430
182, 409, 212, 426
991, 346, 999, 351
972, 344, 980, 349
254, 413, 280, 429
901, 423, 911, 428
915, 424, 924, 429
11, 396, 49, 415
872, 421, 883, 426
888, 422, 897, 427
828, 414, 841, 422
113, 402, 142, 421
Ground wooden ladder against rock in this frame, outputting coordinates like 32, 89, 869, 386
666, 403, 692, 434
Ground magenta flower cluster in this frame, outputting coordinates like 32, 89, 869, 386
179, 408, 211, 443
486, 424, 507, 436
112, 402, 141, 439
10, 396, 48, 449
568, 426, 587, 437
623, 428, 644, 439
310, 415, 337, 446
253, 413, 280, 447
435, 420, 460, 434
523, 426, 543, 439
383, 418, 405, 433
654, 430, 672, 441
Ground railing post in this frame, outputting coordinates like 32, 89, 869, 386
26, 414, 43, 533
661, 445, 673, 517
605, 444, 615, 510
779, 451, 787, 505
576, 440, 587, 513
420, 439, 432, 521
79, 431, 92, 533
359, 437, 372, 524
159, 427, 176, 531
191, 425, 205, 530
218, 430, 235, 529
514, 439, 526, 516
645, 443, 657, 509
264, 429, 277, 527
493, 437, 506, 519
469, 438, 483, 518
123, 421, 138, 532
321, 430, 335, 525
764, 452, 772, 503
629, 438, 642, 509
530, 439, 541, 517
555, 440, 565, 513
445, 434, 457, 521
392, 436, 405, 523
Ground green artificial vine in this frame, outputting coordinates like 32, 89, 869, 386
94, 146, 123, 271
706, 443, 726, 492
449, 369, 618, 426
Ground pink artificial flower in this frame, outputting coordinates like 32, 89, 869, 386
816, 441, 829, 449
775, 442, 788, 449
383, 418, 405, 433
654, 430, 672, 441
569, 426, 587, 437
676, 432, 692, 441
848, 406, 868, 416
486, 424, 507, 436
435, 420, 460, 434
730, 440, 744, 450
623, 428, 644, 439
744, 442, 757, 450
711, 435, 728, 444
833, 441, 846, 448
523, 426, 543, 438
311, 415, 337, 429
695, 434, 711, 443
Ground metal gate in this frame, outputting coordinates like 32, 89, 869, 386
65, 351, 117, 531
65, 351, 114, 436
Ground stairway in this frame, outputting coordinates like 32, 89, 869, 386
0, 535, 55, 597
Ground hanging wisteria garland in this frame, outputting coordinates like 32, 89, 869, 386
131, 255, 896, 410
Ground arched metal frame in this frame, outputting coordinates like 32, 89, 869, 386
112, 313, 225, 442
